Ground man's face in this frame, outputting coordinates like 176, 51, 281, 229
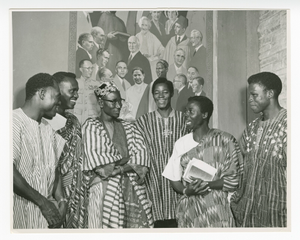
133, 70, 144, 85
190, 32, 201, 47
102, 69, 113, 82
184, 101, 206, 131
153, 83, 172, 110
173, 76, 183, 90
101, 91, 122, 119
141, 19, 150, 33
156, 62, 168, 78
191, 79, 202, 93
151, 11, 161, 21
128, 37, 139, 53
82, 35, 94, 52
174, 50, 185, 66
42, 81, 61, 119
166, 11, 177, 20
174, 23, 185, 35
59, 77, 79, 110
187, 67, 199, 83
95, 31, 106, 47
80, 60, 93, 79
248, 83, 270, 114
97, 51, 110, 68
116, 62, 128, 78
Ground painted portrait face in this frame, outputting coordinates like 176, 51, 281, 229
187, 67, 199, 83
128, 37, 139, 53
190, 32, 201, 47
82, 35, 94, 52
141, 19, 150, 33
97, 51, 110, 68
174, 49, 185, 66
80, 60, 93, 79
156, 62, 168, 78
151, 11, 162, 21
132, 69, 145, 85
116, 62, 128, 78
174, 23, 185, 35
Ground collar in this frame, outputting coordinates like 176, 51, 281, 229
174, 63, 183, 71
195, 44, 203, 52
195, 90, 202, 96
78, 45, 92, 59
178, 85, 185, 93
155, 108, 175, 119
130, 51, 139, 59
93, 41, 99, 49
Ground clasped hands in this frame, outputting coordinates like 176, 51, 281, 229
185, 177, 211, 197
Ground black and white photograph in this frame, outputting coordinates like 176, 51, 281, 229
2, 0, 300, 239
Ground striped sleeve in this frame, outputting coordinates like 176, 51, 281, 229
13, 113, 22, 166
220, 133, 244, 192
82, 119, 122, 171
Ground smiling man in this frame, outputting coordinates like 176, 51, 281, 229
231, 72, 287, 227
113, 61, 131, 99
167, 48, 187, 83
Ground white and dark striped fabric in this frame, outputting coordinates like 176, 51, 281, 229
135, 110, 187, 221
13, 108, 65, 229
82, 118, 153, 228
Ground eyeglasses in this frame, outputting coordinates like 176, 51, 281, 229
102, 98, 125, 106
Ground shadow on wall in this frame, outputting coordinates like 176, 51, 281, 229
13, 87, 26, 110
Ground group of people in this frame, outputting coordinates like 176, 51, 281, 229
13, 69, 287, 229
13, 11, 286, 230
74, 11, 207, 123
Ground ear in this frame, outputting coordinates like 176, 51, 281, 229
98, 99, 104, 108
267, 89, 274, 98
38, 88, 46, 100
202, 112, 208, 120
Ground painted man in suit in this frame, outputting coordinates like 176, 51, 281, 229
91, 48, 110, 81
112, 60, 131, 99
191, 76, 206, 97
98, 67, 113, 83
163, 15, 190, 69
189, 29, 207, 81
167, 48, 187, 83
149, 11, 167, 46
125, 36, 152, 85
90, 27, 106, 64
173, 73, 193, 112
75, 33, 94, 78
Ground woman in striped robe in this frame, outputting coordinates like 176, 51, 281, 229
135, 77, 187, 228
163, 96, 243, 227
82, 81, 153, 228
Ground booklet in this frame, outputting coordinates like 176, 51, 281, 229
183, 158, 217, 183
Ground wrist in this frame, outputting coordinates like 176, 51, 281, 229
57, 198, 68, 206
183, 187, 188, 197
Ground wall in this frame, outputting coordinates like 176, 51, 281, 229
257, 10, 287, 109
12, 11, 70, 109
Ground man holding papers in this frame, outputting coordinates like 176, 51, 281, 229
163, 96, 243, 228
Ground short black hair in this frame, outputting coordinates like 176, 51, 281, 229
247, 72, 282, 98
188, 66, 199, 73
152, 77, 174, 97
187, 96, 214, 123
25, 73, 56, 100
53, 72, 76, 84
115, 60, 127, 67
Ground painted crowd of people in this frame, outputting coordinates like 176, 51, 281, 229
13, 11, 287, 229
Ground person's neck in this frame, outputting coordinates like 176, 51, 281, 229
57, 107, 65, 117
157, 105, 172, 118
21, 101, 43, 123
174, 62, 182, 68
192, 124, 210, 143
99, 112, 115, 123
261, 101, 282, 121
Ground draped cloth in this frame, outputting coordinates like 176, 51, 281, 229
230, 109, 287, 227
163, 129, 243, 228
57, 112, 89, 228
82, 118, 153, 228
13, 108, 65, 229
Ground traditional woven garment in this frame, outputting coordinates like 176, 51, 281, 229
82, 118, 153, 228
135, 110, 187, 221
13, 108, 65, 229
57, 112, 89, 228
231, 109, 287, 227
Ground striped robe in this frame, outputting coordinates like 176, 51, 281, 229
135, 110, 187, 221
164, 128, 243, 228
13, 108, 65, 229
82, 118, 153, 228
231, 109, 287, 227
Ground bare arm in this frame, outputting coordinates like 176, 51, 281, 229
13, 164, 62, 227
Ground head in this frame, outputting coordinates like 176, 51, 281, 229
139, 16, 151, 33
115, 60, 128, 79
190, 29, 203, 48
247, 72, 282, 114
94, 82, 123, 119
132, 67, 145, 85
53, 72, 79, 111
165, 11, 178, 21
25, 73, 61, 119
187, 66, 200, 84
96, 49, 110, 68
191, 76, 204, 94
79, 59, 93, 79
156, 59, 169, 78
78, 33, 94, 52
151, 11, 162, 21
98, 67, 113, 82
128, 36, 140, 53
173, 73, 187, 90
174, 48, 186, 67
184, 96, 213, 131
174, 16, 188, 35
152, 77, 174, 110
91, 27, 106, 47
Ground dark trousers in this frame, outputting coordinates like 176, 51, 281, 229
154, 219, 178, 228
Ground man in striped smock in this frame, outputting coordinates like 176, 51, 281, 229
13, 73, 67, 228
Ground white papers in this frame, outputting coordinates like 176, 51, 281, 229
183, 158, 217, 183
44, 113, 67, 131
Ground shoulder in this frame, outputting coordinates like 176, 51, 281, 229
82, 117, 101, 129
210, 128, 237, 142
